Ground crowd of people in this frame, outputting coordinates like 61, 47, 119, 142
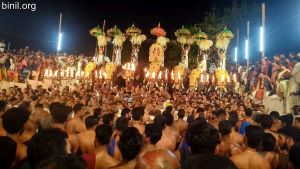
0, 47, 300, 169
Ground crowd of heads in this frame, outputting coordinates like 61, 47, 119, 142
0, 49, 300, 169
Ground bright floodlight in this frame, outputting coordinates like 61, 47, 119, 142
234, 47, 238, 63
57, 33, 63, 51
259, 26, 264, 52
245, 39, 249, 59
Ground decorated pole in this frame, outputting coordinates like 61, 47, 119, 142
126, 24, 146, 65
216, 27, 234, 70
215, 27, 234, 89
107, 25, 126, 66
90, 26, 111, 65
195, 30, 213, 72
147, 23, 169, 89
149, 23, 169, 67
175, 26, 194, 69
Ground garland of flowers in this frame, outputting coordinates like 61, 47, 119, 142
175, 26, 194, 45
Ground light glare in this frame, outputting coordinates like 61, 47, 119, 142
245, 39, 249, 59
259, 26, 264, 52
57, 33, 63, 51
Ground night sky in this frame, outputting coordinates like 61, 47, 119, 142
0, 0, 299, 57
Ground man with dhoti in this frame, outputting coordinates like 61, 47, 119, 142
287, 59, 300, 113
271, 56, 282, 86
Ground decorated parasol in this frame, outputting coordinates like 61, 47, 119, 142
126, 24, 141, 36
89, 26, 110, 59
175, 26, 194, 45
216, 27, 234, 70
90, 26, 105, 37
216, 27, 234, 50
194, 30, 208, 41
175, 26, 191, 37
151, 23, 166, 37
107, 25, 123, 37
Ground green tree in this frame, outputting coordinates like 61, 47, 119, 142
165, 40, 182, 68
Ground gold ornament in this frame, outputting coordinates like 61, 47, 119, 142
105, 63, 117, 80
189, 68, 202, 88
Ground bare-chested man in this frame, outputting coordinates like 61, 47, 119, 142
136, 149, 180, 169
31, 103, 52, 130
187, 153, 237, 169
260, 114, 280, 147
208, 109, 226, 130
142, 123, 162, 152
2, 108, 30, 162
231, 125, 271, 169
131, 107, 145, 135
172, 109, 188, 137
108, 117, 129, 162
261, 133, 279, 169
0, 136, 17, 169
0, 100, 7, 136
78, 115, 100, 154
66, 103, 87, 134
218, 119, 244, 156
217, 120, 234, 157
19, 116, 36, 144
228, 112, 244, 147
156, 112, 180, 152
110, 127, 143, 169
87, 124, 119, 169
277, 126, 300, 169
49, 102, 79, 153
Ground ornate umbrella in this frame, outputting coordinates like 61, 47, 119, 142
126, 24, 141, 36
151, 23, 166, 37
